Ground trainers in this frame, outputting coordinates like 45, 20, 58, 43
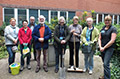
27, 65, 31, 70
20, 66, 24, 71
83, 68, 87, 72
70, 66, 74, 69
76, 67, 79, 70
89, 70, 93, 75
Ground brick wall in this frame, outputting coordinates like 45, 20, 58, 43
78, 0, 120, 14
0, 0, 79, 11
0, 6, 3, 26
1, 0, 120, 13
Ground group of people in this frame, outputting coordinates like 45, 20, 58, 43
4, 14, 117, 79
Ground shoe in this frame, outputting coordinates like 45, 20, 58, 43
27, 65, 31, 70
99, 76, 104, 79
54, 68, 59, 73
43, 67, 48, 72
83, 68, 87, 72
76, 67, 79, 70
35, 66, 40, 73
8, 67, 11, 73
89, 70, 93, 75
20, 66, 24, 71
70, 66, 74, 69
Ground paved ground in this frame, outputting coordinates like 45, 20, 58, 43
0, 49, 103, 79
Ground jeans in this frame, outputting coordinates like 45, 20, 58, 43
6, 45, 16, 65
55, 45, 66, 69
84, 51, 94, 70
69, 42, 80, 67
101, 48, 114, 79
20, 44, 31, 66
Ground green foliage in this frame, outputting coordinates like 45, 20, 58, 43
0, 36, 8, 59
0, 22, 6, 36
111, 53, 120, 79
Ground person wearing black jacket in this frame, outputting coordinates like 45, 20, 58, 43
54, 16, 70, 73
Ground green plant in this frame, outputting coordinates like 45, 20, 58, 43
0, 36, 8, 59
0, 22, 6, 36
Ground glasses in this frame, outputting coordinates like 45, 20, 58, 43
105, 20, 111, 21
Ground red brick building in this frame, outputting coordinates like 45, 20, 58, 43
0, 0, 120, 26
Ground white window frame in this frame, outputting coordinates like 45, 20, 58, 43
117, 15, 119, 25
38, 10, 40, 18
26, 9, 29, 23
102, 14, 104, 22
112, 15, 115, 24
14, 8, 18, 25
96, 14, 99, 24
57, 11, 60, 20
66, 11, 68, 23
3, 8, 4, 22
48, 10, 51, 23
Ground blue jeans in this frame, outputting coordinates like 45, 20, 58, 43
101, 48, 114, 79
20, 44, 31, 66
6, 45, 16, 65
84, 51, 94, 70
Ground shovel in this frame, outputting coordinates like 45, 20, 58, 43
59, 46, 66, 79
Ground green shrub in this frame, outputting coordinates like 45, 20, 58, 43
0, 22, 6, 36
0, 36, 8, 59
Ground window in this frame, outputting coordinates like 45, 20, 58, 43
104, 14, 108, 18
40, 10, 48, 22
119, 15, 120, 24
29, 9, 38, 23
51, 11, 57, 19
18, 9, 26, 28
60, 11, 66, 19
98, 14, 102, 23
92, 13, 96, 24
4, 8, 14, 25
68, 11, 75, 20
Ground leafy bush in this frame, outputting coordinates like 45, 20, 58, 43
0, 22, 6, 36
0, 36, 8, 59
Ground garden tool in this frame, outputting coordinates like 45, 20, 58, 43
59, 46, 66, 79
67, 35, 83, 72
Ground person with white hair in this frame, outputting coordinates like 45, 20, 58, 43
81, 17, 99, 75
28, 16, 37, 61
68, 16, 82, 70
54, 16, 70, 73
32, 15, 51, 73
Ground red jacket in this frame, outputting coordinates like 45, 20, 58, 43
18, 27, 32, 44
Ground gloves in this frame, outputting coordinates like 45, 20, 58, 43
85, 41, 94, 46
23, 43, 28, 47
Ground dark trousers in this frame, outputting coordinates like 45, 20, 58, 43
6, 45, 16, 65
55, 45, 66, 69
69, 42, 80, 67
30, 40, 36, 60
20, 44, 31, 66
101, 48, 114, 79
